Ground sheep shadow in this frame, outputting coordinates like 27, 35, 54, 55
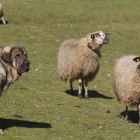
0, 20, 8, 24
120, 110, 139, 124
0, 118, 52, 130
65, 90, 113, 99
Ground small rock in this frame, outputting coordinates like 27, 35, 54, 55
107, 110, 110, 113
57, 103, 63, 105
55, 40, 60, 42
93, 85, 97, 89
13, 114, 23, 118
20, 88, 26, 90
99, 126, 102, 129
117, 115, 122, 118
75, 105, 81, 108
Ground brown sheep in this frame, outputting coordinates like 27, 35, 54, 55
58, 31, 110, 99
113, 55, 140, 127
0, 2, 5, 24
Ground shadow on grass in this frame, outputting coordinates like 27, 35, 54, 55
0, 118, 52, 130
0, 20, 9, 24
65, 90, 113, 99
120, 110, 139, 124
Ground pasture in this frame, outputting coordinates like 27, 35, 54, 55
0, 0, 140, 139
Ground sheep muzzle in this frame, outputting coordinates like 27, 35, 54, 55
103, 36, 109, 44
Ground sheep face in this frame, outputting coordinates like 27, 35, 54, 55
133, 57, 140, 70
94, 31, 110, 45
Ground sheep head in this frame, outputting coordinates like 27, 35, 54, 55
87, 31, 110, 49
133, 57, 140, 62
133, 57, 140, 70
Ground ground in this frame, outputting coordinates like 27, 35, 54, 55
0, 0, 140, 139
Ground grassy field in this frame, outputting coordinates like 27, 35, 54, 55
0, 0, 140, 139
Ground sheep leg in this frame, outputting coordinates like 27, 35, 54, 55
125, 106, 129, 121
70, 81, 73, 95
85, 80, 89, 100
138, 102, 140, 128
82, 79, 85, 95
1, 17, 6, 25
78, 79, 82, 99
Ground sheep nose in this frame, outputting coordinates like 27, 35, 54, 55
25, 60, 30, 66
103, 36, 109, 44
103, 39, 108, 44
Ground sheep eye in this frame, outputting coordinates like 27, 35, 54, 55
16, 53, 20, 57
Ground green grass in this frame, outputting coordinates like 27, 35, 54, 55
0, 0, 140, 139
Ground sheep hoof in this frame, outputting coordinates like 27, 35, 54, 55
125, 117, 129, 121
78, 94, 82, 99
85, 96, 89, 100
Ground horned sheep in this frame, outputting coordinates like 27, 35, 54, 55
0, 2, 5, 25
58, 31, 110, 99
113, 55, 140, 127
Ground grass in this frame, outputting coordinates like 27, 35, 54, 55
0, 0, 140, 139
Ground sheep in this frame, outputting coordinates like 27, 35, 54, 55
58, 31, 110, 99
113, 55, 140, 127
0, 2, 6, 25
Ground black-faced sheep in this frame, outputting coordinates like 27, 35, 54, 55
113, 55, 140, 127
58, 31, 110, 99
0, 2, 5, 25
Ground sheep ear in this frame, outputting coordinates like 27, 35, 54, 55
91, 34, 95, 39
133, 57, 140, 62
105, 33, 110, 36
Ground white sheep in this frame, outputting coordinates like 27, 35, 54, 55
0, 2, 5, 25
113, 55, 140, 127
58, 31, 110, 99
